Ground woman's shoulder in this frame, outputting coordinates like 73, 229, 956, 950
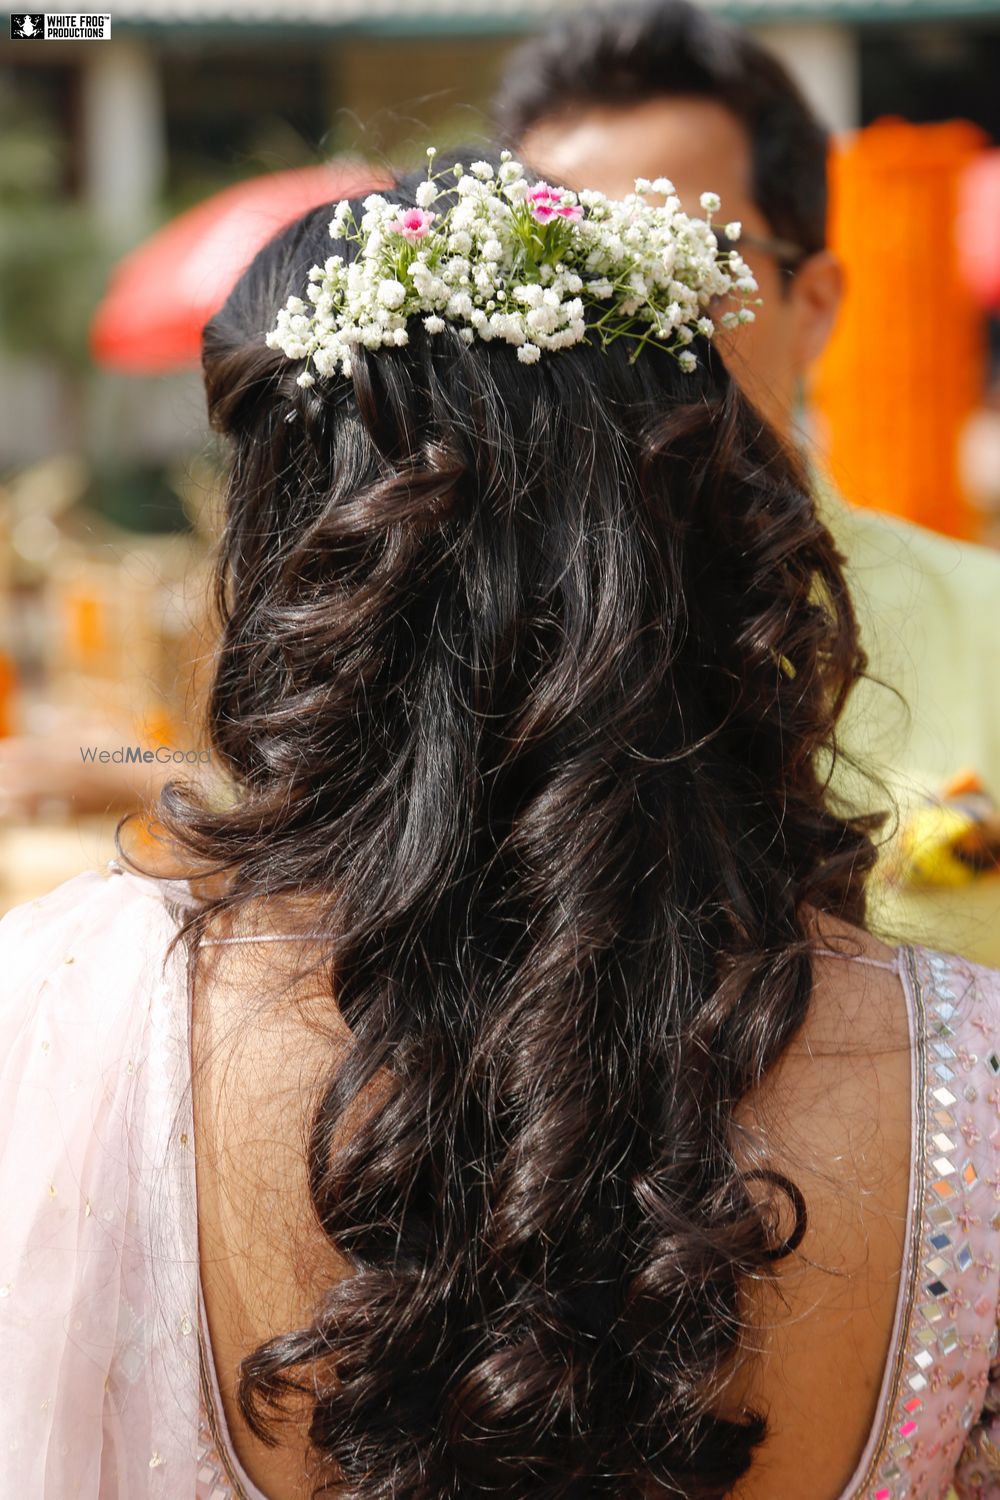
0, 863, 203, 1496
0, 861, 187, 989
733, 920, 1000, 1498
909, 939, 1000, 1021
0, 860, 192, 1142
807, 913, 1000, 1042
0, 861, 193, 1176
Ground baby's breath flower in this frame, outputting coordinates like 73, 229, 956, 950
447, 292, 474, 319
266, 149, 758, 379
678, 350, 698, 372
724, 221, 742, 241
330, 202, 352, 237
699, 192, 721, 214
377, 279, 406, 309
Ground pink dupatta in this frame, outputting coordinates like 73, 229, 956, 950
0, 866, 200, 1497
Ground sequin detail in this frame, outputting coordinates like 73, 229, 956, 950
853, 948, 1000, 1498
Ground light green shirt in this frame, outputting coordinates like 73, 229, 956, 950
819, 489, 1000, 964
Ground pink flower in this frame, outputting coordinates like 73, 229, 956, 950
528, 182, 581, 225
390, 208, 435, 243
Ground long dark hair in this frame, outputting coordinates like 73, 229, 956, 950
154, 171, 877, 1498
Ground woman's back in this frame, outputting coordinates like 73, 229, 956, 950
188, 904, 1000, 1500
4, 871, 996, 1497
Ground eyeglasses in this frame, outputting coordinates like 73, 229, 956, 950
718, 228, 810, 278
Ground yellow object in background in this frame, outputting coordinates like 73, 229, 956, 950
895, 803, 986, 889
822, 491, 1000, 966
889, 770, 1000, 890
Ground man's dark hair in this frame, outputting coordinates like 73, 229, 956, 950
493, 0, 829, 257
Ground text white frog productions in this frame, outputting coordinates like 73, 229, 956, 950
10, 12, 111, 38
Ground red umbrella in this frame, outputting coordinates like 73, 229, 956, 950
957, 149, 1000, 311
90, 159, 388, 373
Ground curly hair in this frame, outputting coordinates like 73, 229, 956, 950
152, 171, 879, 1498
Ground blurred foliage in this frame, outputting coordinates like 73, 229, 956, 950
0, 87, 115, 372
0, 103, 66, 200
83, 462, 191, 535
0, 205, 113, 372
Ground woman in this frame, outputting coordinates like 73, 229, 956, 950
1, 155, 998, 1500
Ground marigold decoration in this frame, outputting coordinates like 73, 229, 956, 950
266, 150, 759, 384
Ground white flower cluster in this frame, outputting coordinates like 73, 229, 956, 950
265, 150, 759, 386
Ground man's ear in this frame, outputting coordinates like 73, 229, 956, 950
790, 250, 843, 370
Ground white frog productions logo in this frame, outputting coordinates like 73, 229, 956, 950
10, 12, 111, 37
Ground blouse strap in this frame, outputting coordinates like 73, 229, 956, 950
812, 945, 902, 974
199, 932, 328, 946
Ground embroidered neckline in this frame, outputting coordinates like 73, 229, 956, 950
197, 1321, 254, 1500
842, 943, 927, 1496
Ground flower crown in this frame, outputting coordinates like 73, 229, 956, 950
265, 149, 759, 386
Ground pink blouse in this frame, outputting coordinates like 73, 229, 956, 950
1, 864, 999, 1499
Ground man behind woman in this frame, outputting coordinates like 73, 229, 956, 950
495, 0, 1000, 965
